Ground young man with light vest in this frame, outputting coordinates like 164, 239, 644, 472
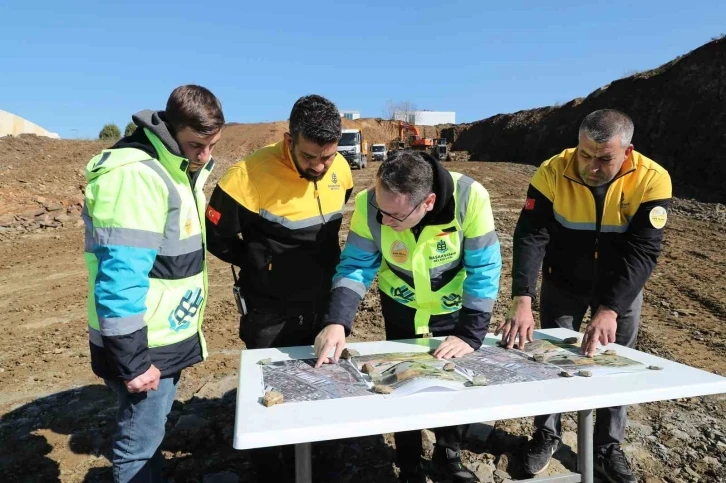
314, 150, 502, 483
83, 85, 224, 483
205, 94, 353, 482
497, 109, 672, 483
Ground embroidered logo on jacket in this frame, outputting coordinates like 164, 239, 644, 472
441, 293, 462, 309
620, 192, 630, 210
436, 239, 448, 253
390, 285, 415, 304
168, 288, 204, 332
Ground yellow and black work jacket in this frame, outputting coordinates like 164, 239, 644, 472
512, 148, 672, 315
205, 141, 353, 312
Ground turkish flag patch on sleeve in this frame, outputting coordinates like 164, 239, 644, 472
206, 206, 221, 225
524, 198, 536, 210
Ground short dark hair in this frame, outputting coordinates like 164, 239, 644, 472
377, 150, 434, 204
165, 85, 225, 136
289, 94, 342, 145
579, 109, 634, 147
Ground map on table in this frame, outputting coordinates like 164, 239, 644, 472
520, 339, 648, 376
259, 339, 647, 404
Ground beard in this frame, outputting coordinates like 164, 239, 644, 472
291, 147, 329, 182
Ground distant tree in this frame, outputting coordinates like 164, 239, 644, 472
99, 123, 121, 140
383, 100, 420, 124
124, 121, 137, 137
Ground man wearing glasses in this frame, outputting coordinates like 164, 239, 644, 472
315, 150, 502, 483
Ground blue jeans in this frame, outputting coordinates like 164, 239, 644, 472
105, 373, 180, 483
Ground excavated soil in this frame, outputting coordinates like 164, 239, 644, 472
1, 133, 725, 483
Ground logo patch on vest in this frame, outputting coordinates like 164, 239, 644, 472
390, 285, 415, 304
441, 293, 462, 310
390, 240, 409, 264
429, 237, 457, 264
184, 219, 193, 236
168, 288, 204, 332
649, 206, 667, 229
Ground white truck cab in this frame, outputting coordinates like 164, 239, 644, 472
371, 143, 387, 161
337, 129, 367, 169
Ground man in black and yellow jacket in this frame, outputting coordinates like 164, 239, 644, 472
205, 94, 352, 481
497, 110, 671, 483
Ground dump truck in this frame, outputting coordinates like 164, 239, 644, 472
338, 128, 368, 169
371, 143, 387, 161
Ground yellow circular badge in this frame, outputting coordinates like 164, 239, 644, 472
390, 240, 409, 264
649, 206, 667, 229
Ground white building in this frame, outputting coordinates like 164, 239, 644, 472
340, 110, 360, 120
393, 110, 456, 126
0, 109, 60, 138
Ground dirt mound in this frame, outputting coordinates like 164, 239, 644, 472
214, 121, 288, 171
450, 36, 726, 203
0, 118, 410, 238
0, 135, 107, 236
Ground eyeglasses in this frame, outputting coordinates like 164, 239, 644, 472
369, 197, 425, 223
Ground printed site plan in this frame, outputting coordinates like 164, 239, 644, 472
259, 339, 647, 404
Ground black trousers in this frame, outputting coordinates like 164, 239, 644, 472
380, 291, 467, 469
239, 306, 319, 349
240, 307, 320, 482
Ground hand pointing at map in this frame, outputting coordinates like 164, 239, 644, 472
314, 324, 347, 368
581, 307, 618, 357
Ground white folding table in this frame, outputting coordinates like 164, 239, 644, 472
233, 328, 726, 483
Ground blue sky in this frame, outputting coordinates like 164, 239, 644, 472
1, 0, 723, 139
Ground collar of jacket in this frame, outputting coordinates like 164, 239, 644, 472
417, 156, 456, 227
562, 147, 637, 185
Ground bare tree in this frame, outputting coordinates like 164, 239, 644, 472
383, 100, 419, 124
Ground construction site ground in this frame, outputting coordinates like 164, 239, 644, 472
1, 134, 725, 483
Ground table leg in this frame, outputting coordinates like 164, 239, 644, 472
577, 409, 594, 483
295, 442, 312, 483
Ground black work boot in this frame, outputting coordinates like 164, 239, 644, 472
433, 446, 479, 483
522, 430, 561, 475
595, 444, 637, 483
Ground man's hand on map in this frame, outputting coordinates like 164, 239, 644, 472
433, 336, 474, 359
495, 296, 535, 349
125, 364, 160, 393
314, 324, 347, 368
581, 307, 618, 357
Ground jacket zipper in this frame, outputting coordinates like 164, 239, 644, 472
564, 170, 631, 255
313, 181, 326, 223
313, 180, 326, 316
182, 160, 205, 336
563, 173, 624, 286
